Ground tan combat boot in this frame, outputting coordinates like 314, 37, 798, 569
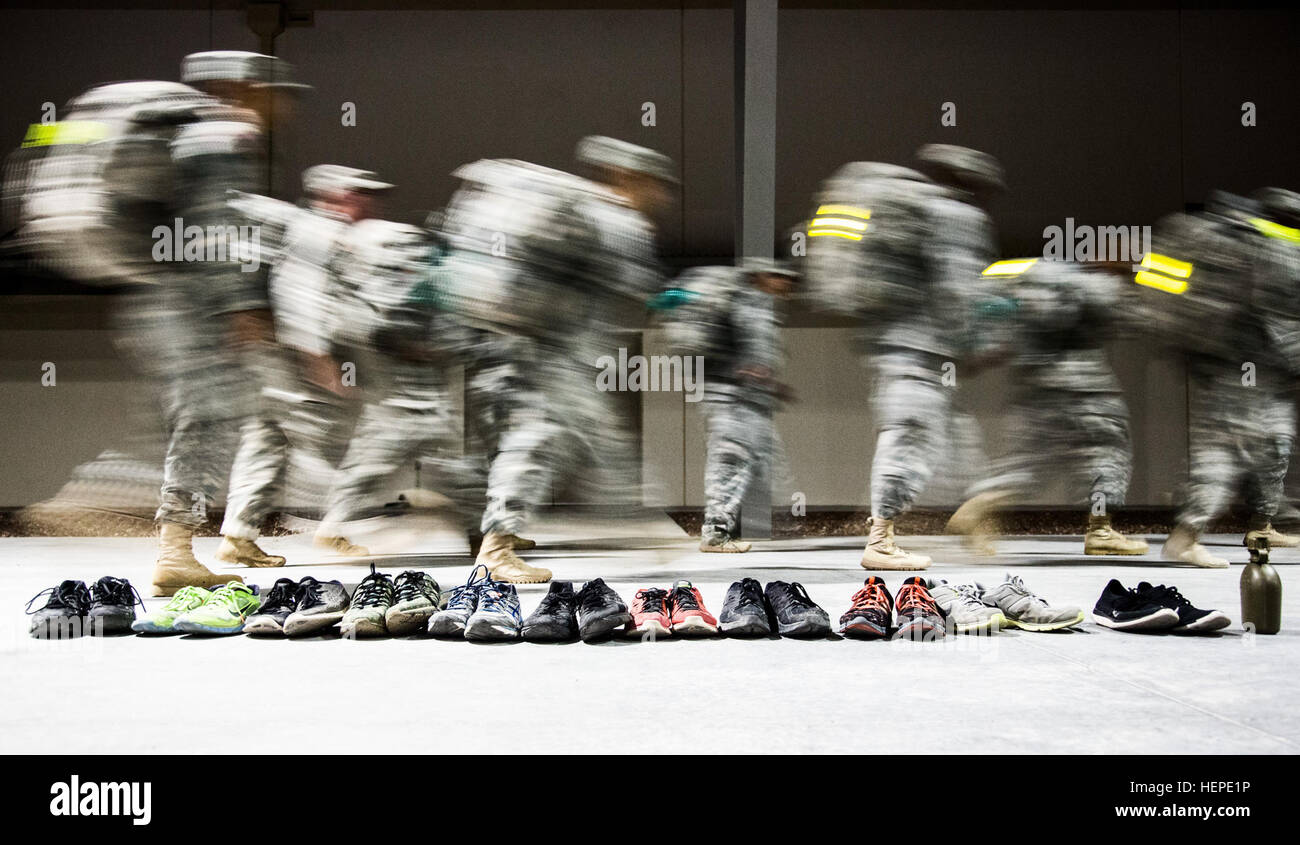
151, 522, 243, 597
1244, 514, 1300, 549
314, 534, 371, 556
506, 534, 537, 551
216, 536, 286, 567
1084, 514, 1149, 555
1161, 523, 1228, 568
860, 517, 931, 570
475, 531, 552, 583
945, 491, 1008, 556
699, 535, 752, 553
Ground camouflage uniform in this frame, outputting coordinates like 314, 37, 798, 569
698, 271, 784, 543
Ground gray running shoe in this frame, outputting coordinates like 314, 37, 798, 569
339, 566, 395, 639
980, 573, 1084, 631
283, 577, 350, 637
928, 579, 1003, 635
465, 579, 523, 641
385, 570, 442, 636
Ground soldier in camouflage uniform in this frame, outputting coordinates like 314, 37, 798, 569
947, 260, 1148, 556
856, 145, 1003, 571
310, 218, 486, 555
1162, 189, 1300, 567
664, 262, 797, 552
216, 165, 391, 567
450, 137, 674, 583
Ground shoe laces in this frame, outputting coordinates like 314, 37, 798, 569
896, 581, 938, 616
296, 578, 324, 609
578, 580, 613, 615
352, 565, 394, 608
394, 571, 437, 603
952, 584, 986, 611
635, 587, 669, 615
208, 583, 255, 614
25, 580, 90, 615
163, 585, 210, 612
848, 579, 891, 613
733, 579, 765, 611
1006, 574, 1049, 605
670, 583, 701, 612
260, 580, 299, 614
478, 582, 516, 614
91, 577, 146, 612
1145, 584, 1191, 609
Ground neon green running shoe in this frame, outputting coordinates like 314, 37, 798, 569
131, 585, 212, 635
173, 581, 261, 635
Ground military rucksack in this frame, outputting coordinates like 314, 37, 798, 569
4, 81, 211, 285
652, 266, 746, 359
802, 162, 945, 317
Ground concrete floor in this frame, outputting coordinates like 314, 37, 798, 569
2, 511, 1296, 754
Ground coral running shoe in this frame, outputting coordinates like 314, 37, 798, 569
668, 579, 718, 636
894, 576, 945, 641
839, 576, 893, 639
626, 587, 673, 638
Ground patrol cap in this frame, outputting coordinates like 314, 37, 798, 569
915, 144, 1006, 193
302, 164, 394, 197
576, 135, 678, 184
1253, 187, 1300, 229
181, 51, 308, 92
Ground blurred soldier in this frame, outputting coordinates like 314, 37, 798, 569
806, 145, 1001, 570
142, 51, 306, 596
216, 165, 391, 567
312, 218, 485, 554
441, 136, 674, 583
654, 261, 797, 552
947, 259, 1148, 556
1160, 189, 1300, 567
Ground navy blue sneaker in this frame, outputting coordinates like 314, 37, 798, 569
1093, 579, 1180, 632
1136, 582, 1230, 633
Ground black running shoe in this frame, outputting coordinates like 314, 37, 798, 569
1093, 579, 1180, 632
575, 578, 632, 642
245, 577, 299, 636
1136, 582, 1230, 633
521, 581, 579, 641
765, 580, 831, 638
284, 576, 350, 637
893, 577, 945, 641
26, 579, 91, 639
719, 578, 771, 637
85, 576, 144, 636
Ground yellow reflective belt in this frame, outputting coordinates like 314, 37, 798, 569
1250, 217, 1300, 244
20, 121, 109, 148
981, 258, 1038, 276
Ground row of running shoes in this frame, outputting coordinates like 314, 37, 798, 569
25, 567, 1228, 640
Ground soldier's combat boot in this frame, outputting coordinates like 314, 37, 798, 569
507, 534, 537, 551
151, 522, 243, 597
945, 491, 1007, 556
1084, 514, 1148, 555
1244, 514, 1300, 549
216, 536, 286, 567
1161, 523, 1228, 569
700, 535, 753, 553
314, 534, 371, 556
475, 531, 552, 584
860, 517, 931, 570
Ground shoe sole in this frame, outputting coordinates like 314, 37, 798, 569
859, 559, 931, 571
340, 618, 388, 638
428, 614, 470, 637
385, 607, 435, 637
777, 617, 831, 638
839, 618, 888, 639
86, 612, 135, 636
130, 620, 180, 635
580, 611, 632, 642
243, 617, 286, 637
719, 616, 770, 637
1092, 608, 1180, 632
465, 616, 520, 641
699, 546, 749, 553
1173, 610, 1232, 634
671, 616, 718, 637
951, 614, 1004, 635
29, 618, 87, 639
1002, 610, 1086, 632
894, 619, 945, 641
1083, 547, 1148, 556
173, 621, 246, 636
283, 611, 345, 638
520, 623, 577, 642
626, 618, 672, 638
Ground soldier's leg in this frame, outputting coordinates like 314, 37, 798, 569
949, 392, 1039, 554
1077, 393, 1147, 555
701, 398, 767, 551
216, 416, 289, 567
1244, 393, 1297, 547
1163, 434, 1240, 568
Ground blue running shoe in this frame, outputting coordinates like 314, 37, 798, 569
465, 578, 522, 641
429, 565, 489, 637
